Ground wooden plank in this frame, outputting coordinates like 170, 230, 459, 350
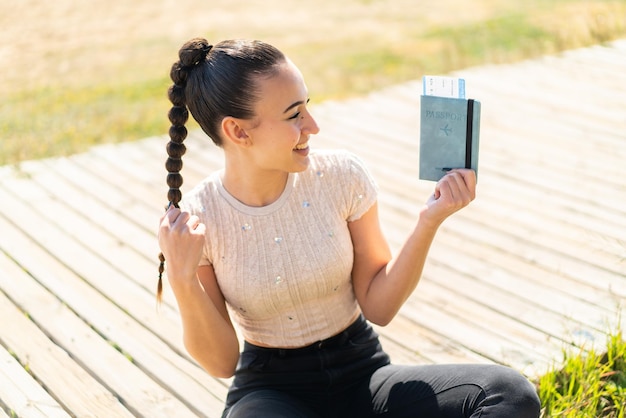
463, 63, 624, 127
430, 228, 621, 322
465, 195, 626, 282
0, 222, 202, 417
0, 260, 133, 417
401, 298, 551, 377
406, 279, 560, 370
15, 157, 172, 304
7, 156, 210, 354
68, 135, 214, 210
0, 406, 10, 418
0, 181, 228, 416
379, 313, 495, 366
369, 160, 624, 294
0, 166, 183, 338
390, 223, 591, 359
0, 343, 71, 418
385, 212, 617, 323
440, 213, 626, 298
476, 175, 626, 257
373, 315, 494, 366
422, 261, 613, 348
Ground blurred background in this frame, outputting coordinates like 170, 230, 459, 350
1, 0, 625, 165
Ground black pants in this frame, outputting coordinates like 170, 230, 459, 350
222, 315, 540, 417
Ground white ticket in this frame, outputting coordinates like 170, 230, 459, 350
422, 75, 466, 99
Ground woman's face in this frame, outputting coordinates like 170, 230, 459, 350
243, 59, 320, 174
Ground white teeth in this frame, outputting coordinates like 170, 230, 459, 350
294, 142, 308, 150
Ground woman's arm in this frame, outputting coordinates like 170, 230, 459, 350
350, 169, 476, 326
159, 207, 239, 378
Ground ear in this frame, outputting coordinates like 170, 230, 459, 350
221, 116, 251, 147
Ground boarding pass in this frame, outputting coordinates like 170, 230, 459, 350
422, 75, 466, 99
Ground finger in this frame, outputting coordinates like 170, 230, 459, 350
173, 211, 191, 229
161, 205, 182, 222
443, 170, 475, 201
193, 222, 207, 236
436, 173, 460, 202
435, 177, 467, 210
447, 172, 466, 199
434, 172, 456, 199
458, 169, 477, 198
455, 170, 476, 202
433, 183, 441, 200
447, 169, 476, 195
187, 215, 202, 230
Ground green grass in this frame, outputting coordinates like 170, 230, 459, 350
1, 78, 173, 164
537, 329, 626, 417
424, 14, 554, 68
2, 1, 626, 166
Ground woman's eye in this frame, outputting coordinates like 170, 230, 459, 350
289, 112, 301, 120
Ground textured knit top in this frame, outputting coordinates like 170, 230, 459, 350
181, 149, 378, 347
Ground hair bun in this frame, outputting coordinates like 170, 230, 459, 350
179, 38, 213, 67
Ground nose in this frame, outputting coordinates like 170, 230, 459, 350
304, 108, 320, 135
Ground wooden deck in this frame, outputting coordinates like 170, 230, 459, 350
1, 39, 625, 417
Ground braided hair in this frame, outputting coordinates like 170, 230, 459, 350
157, 38, 286, 301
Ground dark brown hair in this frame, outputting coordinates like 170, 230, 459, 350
157, 38, 286, 301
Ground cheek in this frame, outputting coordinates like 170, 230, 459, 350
279, 126, 301, 146
290, 123, 303, 138
259, 124, 300, 149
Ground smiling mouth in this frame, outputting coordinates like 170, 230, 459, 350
294, 141, 309, 150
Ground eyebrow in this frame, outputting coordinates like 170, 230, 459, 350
283, 98, 310, 114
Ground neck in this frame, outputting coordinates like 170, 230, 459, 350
222, 161, 289, 207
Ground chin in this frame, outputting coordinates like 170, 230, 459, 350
292, 156, 310, 172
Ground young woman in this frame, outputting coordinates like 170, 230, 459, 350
157, 38, 540, 418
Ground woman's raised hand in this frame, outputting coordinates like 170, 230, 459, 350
423, 169, 477, 226
158, 206, 207, 284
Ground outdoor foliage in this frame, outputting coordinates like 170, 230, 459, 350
537, 330, 626, 417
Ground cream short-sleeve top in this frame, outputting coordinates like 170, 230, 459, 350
181, 149, 378, 347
